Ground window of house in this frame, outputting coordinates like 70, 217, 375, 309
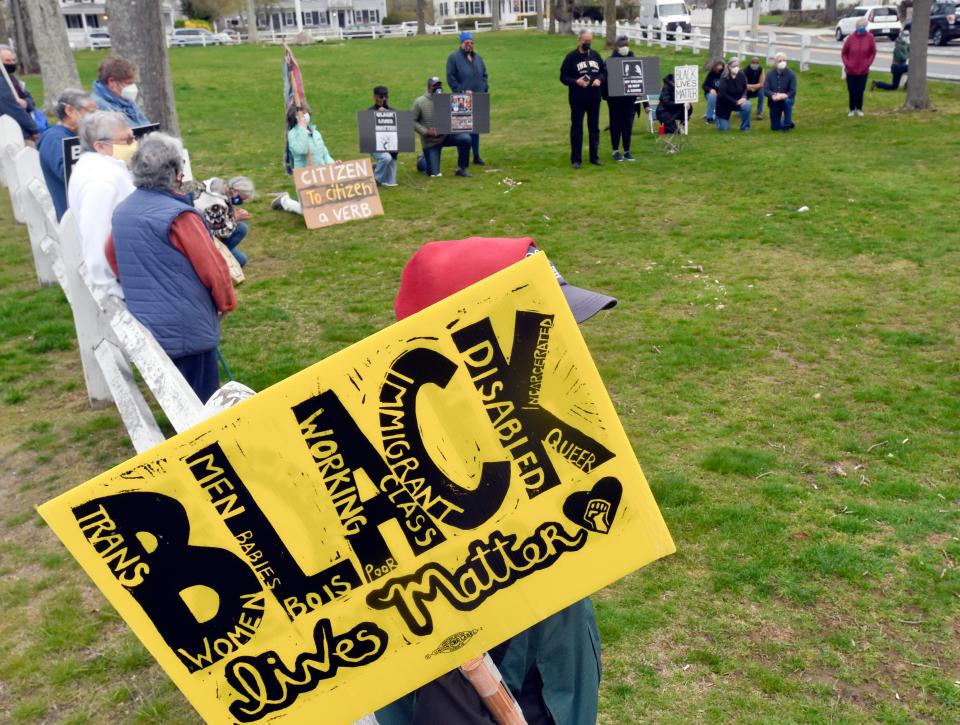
65, 15, 83, 29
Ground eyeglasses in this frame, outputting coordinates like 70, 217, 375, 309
376, 94, 388, 99
99, 135, 135, 145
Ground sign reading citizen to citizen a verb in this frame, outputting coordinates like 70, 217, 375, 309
293, 159, 384, 230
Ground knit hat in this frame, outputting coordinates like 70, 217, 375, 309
460, 31, 473, 43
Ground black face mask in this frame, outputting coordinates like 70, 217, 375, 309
581, 42, 591, 51
3, 63, 17, 75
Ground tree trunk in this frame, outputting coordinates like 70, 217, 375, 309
824, 0, 837, 25
708, 0, 726, 65
904, 0, 932, 110
10, 0, 40, 75
106, 0, 180, 134
549, 0, 557, 33
605, 0, 616, 47
246, 0, 259, 43
556, 0, 574, 35
536, 0, 543, 32
20, 0, 81, 113
0, 0, 10, 47
492, 0, 500, 31
417, 0, 426, 34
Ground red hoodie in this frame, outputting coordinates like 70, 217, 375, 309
842, 31, 877, 76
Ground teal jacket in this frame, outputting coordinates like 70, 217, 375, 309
287, 124, 334, 168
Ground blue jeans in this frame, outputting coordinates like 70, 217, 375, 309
705, 92, 716, 120
751, 92, 764, 116
875, 63, 908, 90
224, 221, 247, 267
422, 134, 471, 176
372, 152, 397, 185
471, 133, 481, 160
173, 348, 220, 404
769, 97, 795, 130
716, 101, 752, 131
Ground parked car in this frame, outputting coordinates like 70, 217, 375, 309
88, 31, 111, 50
221, 29, 242, 44
399, 20, 440, 36
904, 2, 959, 45
169, 28, 223, 46
835, 6, 901, 41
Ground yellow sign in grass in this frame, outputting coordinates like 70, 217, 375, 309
39, 253, 675, 724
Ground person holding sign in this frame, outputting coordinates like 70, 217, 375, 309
91, 56, 152, 127
413, 76, 472, 178
273, 103, 336, 214
561, 31, 606, 169
715, 58, 751, 132
369, 86, 399, 187
763, 53, 798, 132
107, 133, 236, 403
37, 89, 97, 221
605, 36, 637, 162
446, 31, 489, 166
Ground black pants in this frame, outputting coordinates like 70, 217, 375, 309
846, 74, 868, 110
569, 97, 601, 163
607, 97, 635, 152
875, 63, 908, 90
173, 348, 220, 403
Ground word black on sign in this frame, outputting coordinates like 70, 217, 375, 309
357, 110, 416, 154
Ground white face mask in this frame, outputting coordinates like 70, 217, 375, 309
120, 83, 139, 102
303, 112, 311, 125
616, 45, 629, 56
777, 61, 787, 70
730, 66, 740, 76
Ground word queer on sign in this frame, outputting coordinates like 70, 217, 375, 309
293, 158, 384, 230
39, 253, 675, 724
674, 64, 700, 104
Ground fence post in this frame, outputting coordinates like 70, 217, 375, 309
646, 24, 654, 47
738, 28, 746, 58
766, 30, 776, 64
800, 34, 810, 71
659, 25, 666, 48
692, 26, 701, 54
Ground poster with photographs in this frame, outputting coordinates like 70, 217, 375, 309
432, 92, 490, 135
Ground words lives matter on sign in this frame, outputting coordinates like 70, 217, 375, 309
39, 253, 675, 724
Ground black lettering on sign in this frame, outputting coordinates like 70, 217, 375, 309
452, 311, 616, 498
225, 617, 388, 722
72, 493, 266, 673
184, 443, 363, 621
366, 522, 587, 636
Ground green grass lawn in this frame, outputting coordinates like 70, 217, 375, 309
1, 31, 959, 724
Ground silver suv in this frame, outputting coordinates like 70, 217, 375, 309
169, 28, 223, 46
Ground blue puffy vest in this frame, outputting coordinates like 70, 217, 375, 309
112, 188, 220, 359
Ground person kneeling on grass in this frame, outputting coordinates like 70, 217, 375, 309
413, 76, 472, 178
763, 53, 797, 131
715, 57, 751, 132
273, 103, 336, 214
655, 74, 689, 135
872, 30, 909, 92
369, 85, 398, 187
107, 133, 237, 403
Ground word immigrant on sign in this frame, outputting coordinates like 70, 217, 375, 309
293, 158, 384, 230
39, 253, 675, 724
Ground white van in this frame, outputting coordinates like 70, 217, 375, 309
639, 0, 692, 39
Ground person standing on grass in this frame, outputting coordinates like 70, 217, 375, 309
38, 89, 97, 221
412, 76, 472, 178
446, 31, 488, 166
702, 59, 725, 123
841, 18, 876, 117
872, 30, 909, 91
605, 35, 638, 162
744, 55, 765, 121
763, 52, 797, 131
561, 30, 605, 168
715, 57, 751, 132
107, 133, 236, 404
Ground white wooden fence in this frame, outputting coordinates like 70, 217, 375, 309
571, 19, 814, 71
240, 18, 535, 45
0, 115, 255, 454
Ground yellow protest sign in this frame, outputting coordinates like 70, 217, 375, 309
39, 253, 675, 724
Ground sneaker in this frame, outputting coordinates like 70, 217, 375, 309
589, 159, 603, 166
705, 117, 715, 124
270, 192, 289, 210
856, 109, 865, 116
848, 110, 857, 117
455, 168, 471, 177
381, 182, 398, 187
870, 80, 877, 91
473, 158, 486, 166
786, 122, 795, 130
572, 161, 582, 169
623, 151, 636, 161
613, 151, 623, 161
429, 173, 443, 177
756, 113, 764, 120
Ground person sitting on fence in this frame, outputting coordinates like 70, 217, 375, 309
199, 175, 256, 267
272, 103, 335, 214
763, 53, 797, 131
106, 133, 236, 404
744, 55, 765, 121
369, 85, 398, 187
38, 89, 97, 221
715, 57, 751, 132
1, 44, 46, 134
702, 59, 724, 124
413, 76, 472, 178
655, 74, 688, 135
90, 55, 152, 127
68, 111, 136, 298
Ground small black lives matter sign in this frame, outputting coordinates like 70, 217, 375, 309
357, 109, 416, 154
606, 56, 661, 98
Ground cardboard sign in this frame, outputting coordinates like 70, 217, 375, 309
357, 109, 415, 154
38, 253, 675, 724
606, 56, 660, 98
63, 123, 159, 186
293, 158, 384, 230
432, 92, 490, 134
674, 65, 700, 104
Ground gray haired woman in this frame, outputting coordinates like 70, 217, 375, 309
107, 133, 237, 403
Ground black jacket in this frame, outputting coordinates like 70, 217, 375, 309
743, 64, 764, 98
656, 81, 685, 128
702, 69, 723, 99
0, 76, 38, 138
763, 68, 797, 102
561, 48, 606, 104
716, 72, 748, 120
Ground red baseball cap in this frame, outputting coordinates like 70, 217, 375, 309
394, 237, 618, 322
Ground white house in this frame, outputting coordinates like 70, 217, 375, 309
59, 0, 181, 48
216, 0, 388, 32
433, 0, 538, 25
